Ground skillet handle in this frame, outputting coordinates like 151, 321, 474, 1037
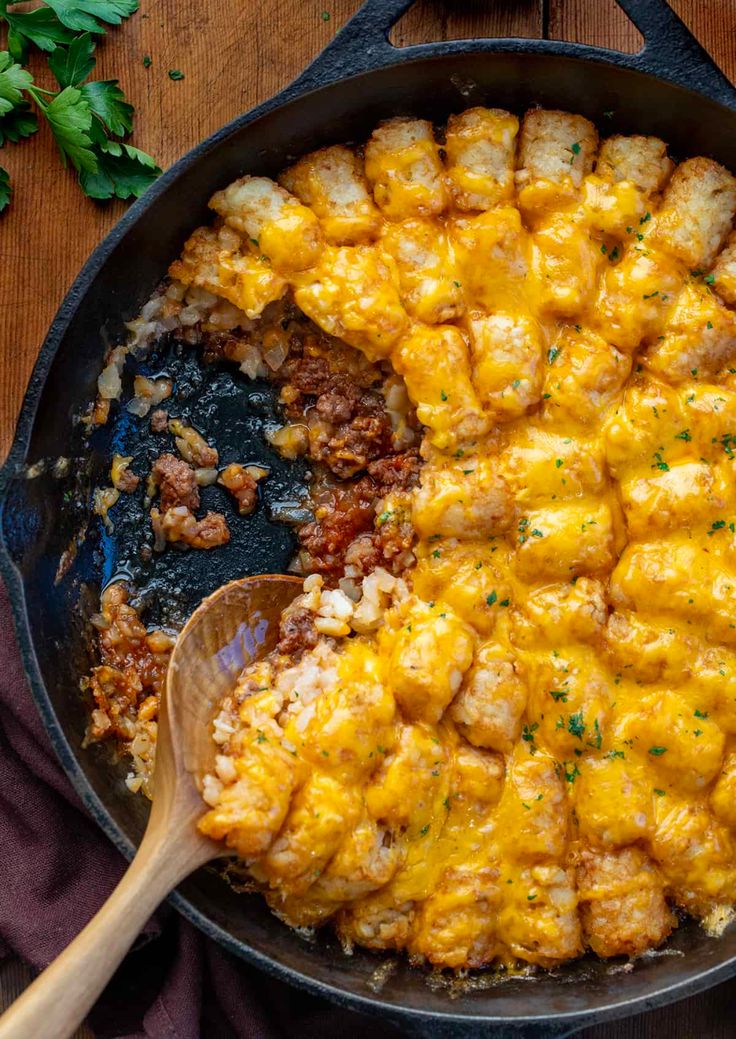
287, 0, 736, 109
615, 0, 736, 108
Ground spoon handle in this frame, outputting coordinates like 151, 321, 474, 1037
0, 824, 211, 1039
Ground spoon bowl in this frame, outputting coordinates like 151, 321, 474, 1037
0, 574, 303, 1039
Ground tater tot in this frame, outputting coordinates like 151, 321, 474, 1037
620, 461, 734, 539
541, 326, 631, 425
381, 218, 464, 324
364, 117, 448, 220
650, 157, 736, 268
514, 501, 617, 581
450, 644, 527, 754
516, 108, 598, 214
574, 756, 653, 847
497, 864, 582, 967
499, 425, 607, 504
626, 690, 725, 792
583, 135, 671, 238
259, 773, 362, 895
591, 246, 684, 352
209, 175, 322, 271
610, 539, 736, 648
445, 107, 519, 210
293, 244, 408, 360
577, 847, 674, 958
649, 798, 736, 915
279, 145, 382, 245
530, 215, 604, 317
408, 866, 501, 968
712, 230, 736, 304
496, 751, 569, 862
596, 134, 673, 194
366, 723, 446, 826
466, 311, 544, 420
643, 280, 736, 380
392, 324, 489, 449
168, 225, 286, 319
412, 455, 512, 540
387, 603, 475, 724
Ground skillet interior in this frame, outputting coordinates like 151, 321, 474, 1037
4, 50, 736, 1035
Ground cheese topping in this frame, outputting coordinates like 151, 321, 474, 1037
187, 107, 736, 970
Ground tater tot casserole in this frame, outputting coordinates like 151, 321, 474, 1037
84, 104, 736, 974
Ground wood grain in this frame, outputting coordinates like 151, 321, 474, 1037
2, 1, 736, 1036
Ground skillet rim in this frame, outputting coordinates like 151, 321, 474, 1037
3, 34, 736, 1035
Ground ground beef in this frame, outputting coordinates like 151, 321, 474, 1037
299, 477, 378, 576
308, 407, 394, 479
86, 584, 172, 743
152, 453, 200, 512
219, 463, 259, 516
277, 606, 319, 657
367, 451, 421, 492
150, 408, 169, 433
115, 467, 140, 493
297, 451, 421, 577
152, 505, 231, 551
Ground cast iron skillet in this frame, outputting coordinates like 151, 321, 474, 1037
2, 1, 736, 1035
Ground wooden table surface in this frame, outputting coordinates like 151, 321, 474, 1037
2, 0, 736, 1036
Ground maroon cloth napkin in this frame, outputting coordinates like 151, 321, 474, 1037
0, 581, 402, 1039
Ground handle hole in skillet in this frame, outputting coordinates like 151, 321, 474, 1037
389, 0, 642, 53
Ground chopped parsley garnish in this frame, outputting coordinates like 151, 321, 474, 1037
486, 590, 498, 606
168, 68, 185, 80
548, 346, 560, 364
567, 711, 586, 740
648, 746, 667, 756
522, 722, 539, 748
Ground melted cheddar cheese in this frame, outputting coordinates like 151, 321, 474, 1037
193, 106, 736, 970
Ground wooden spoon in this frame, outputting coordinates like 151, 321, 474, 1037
0, 574, 303, 1039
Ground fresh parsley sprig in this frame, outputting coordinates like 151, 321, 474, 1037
0, 0, 160, 213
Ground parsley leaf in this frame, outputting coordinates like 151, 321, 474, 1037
0, 0, 156, 209
81, 79, 133, 135
0, 163, 10, 213
3, 7, 76, 53
48, 31, 96, 87
0, 51, 33, 114
79, 138, 159, 199
41, 85, 97, 171
0, 99, 37, 144
44, 0, 139, 34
